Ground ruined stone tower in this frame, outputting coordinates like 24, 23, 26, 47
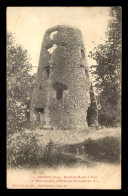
30, 25, 97, 130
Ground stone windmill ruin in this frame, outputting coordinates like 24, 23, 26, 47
30, 25, 98, 130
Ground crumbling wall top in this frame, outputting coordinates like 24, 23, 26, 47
44, 25, 81, 35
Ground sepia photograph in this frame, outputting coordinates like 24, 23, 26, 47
6, 6, 121, 189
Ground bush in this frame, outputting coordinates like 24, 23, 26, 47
7, 132, 80, 168
7, 132, 63, 168
7, 132, 41, 168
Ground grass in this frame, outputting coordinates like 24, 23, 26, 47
62, 136, 120, 164
7, 127, 121, 168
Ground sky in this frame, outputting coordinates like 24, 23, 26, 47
7, 7, 111, 75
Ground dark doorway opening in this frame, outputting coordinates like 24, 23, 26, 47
87, 104, 98, 126
34, 108, 44, 113
34, 108, 44, 122
87, 90, 98, 127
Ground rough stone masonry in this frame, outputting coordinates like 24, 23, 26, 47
30, 25, 98, 130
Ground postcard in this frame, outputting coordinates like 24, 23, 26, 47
7, 6, 121, 189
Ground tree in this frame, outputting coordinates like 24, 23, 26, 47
7, 32, 36, 134
89, 7, 121, 126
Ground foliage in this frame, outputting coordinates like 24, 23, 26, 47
90, 7, 121, 126
7, 132, 70, 168
7, 132, 39, 168
83, 136, 120, 163
7, 32, 36, 134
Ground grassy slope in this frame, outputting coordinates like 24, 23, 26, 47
7, 127, 121, 168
